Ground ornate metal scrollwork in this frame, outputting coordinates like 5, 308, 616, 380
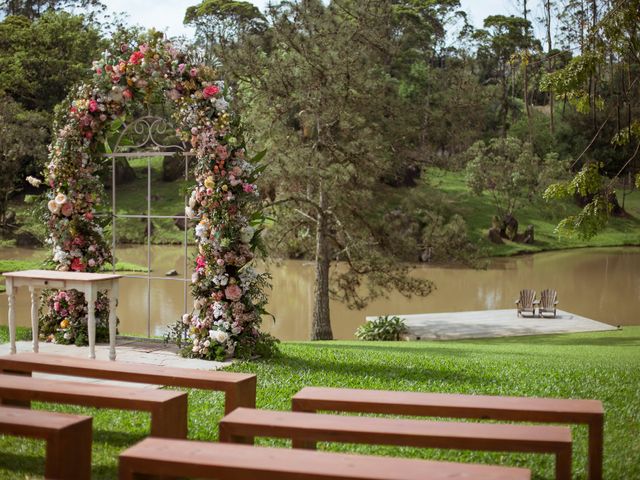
111, 116, 187, 153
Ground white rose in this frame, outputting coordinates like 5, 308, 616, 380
240, 226, 255, 244
189, 195, 197, 208
54, 193, 67, 205
48, 200, 60, 214
185, 206, 194, 219
215, 330, 229, 343
204, 340, 211, 347
181, 314, 190, 325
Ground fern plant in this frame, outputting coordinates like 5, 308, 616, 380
355, 315, 407, 341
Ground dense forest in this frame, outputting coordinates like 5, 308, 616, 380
1, 0, 638, 338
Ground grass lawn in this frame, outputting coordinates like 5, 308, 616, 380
416, 168, 640, 256
0, 327, 637, 479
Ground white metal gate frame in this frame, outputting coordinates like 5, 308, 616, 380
102, 116, 194, 337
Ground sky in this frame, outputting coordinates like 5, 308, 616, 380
100, 0, 526, 40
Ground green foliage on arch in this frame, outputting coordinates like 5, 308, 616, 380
40, 32, 275, 359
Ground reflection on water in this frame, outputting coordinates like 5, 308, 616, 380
1, 246, 639, 340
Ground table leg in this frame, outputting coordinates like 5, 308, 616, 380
109, 281, 118, 361
7, 279, 15, 355
86, 285, 97, 359
29, 287, 39, 353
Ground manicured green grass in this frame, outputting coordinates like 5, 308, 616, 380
0, 328, 637, 479
412, 168, 640, 256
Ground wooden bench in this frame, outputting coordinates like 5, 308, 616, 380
292, 387, 605, 480
0, 352, 256, 414
0, 406, 92, 479
119, 437, 532, 480
218, 407, 572, 480
0, 374, 187, 438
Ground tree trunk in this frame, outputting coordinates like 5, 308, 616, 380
545, 0, 555, 134
311, 185, 333, 340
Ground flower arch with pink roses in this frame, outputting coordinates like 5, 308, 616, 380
41, 33, 275, 360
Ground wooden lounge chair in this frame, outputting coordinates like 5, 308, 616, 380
515, 289, 537, 317
539, 289, 559, 318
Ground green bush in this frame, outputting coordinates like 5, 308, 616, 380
355, 315, 407, 341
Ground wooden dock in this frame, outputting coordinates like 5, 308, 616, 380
366, 309, 618, 340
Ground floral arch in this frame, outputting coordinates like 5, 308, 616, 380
42, 33, 272, 360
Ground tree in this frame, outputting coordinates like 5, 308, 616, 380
465, 137, 541, 234
0, 0, 103, 20
218, 0, 434, 339
183, 0, 266, 64
474, 15, 538, 136
0, 11, 104, 111
0, 94, 48, 226
542, 0, 640, 238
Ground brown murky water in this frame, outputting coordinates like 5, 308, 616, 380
1, 246, 639, 340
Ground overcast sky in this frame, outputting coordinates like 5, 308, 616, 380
101, 0, 527, 40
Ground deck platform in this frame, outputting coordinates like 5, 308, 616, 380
366, 309, 618, 340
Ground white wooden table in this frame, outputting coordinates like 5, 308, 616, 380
4, 270, 121, 361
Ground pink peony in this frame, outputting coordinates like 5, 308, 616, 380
202, 85, 220, 99
70, 258, 85, 272
224, 284, 243, 302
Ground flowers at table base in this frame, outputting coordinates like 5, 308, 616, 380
40, 32, 275, 359
39, 290, 112, 345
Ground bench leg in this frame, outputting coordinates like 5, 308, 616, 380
224, 376, 257, 414
556, 446, 572, 480
218, 422, 254, 445
588, 416, 604, 480
45, 417, 92, 480
0, 370, 32, 408
150, 395, 188, 439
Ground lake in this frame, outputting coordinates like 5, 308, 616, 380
1, 246, 639, 340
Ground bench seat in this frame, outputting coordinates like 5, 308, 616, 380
0, 406, 92, 479
0, 352, 255, 413
0, 373, 187, 438
219, 407, 572, 479
119, 437, 532, 480
292, 387, 604, 480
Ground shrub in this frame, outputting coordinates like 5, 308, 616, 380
355, 315, 407, 341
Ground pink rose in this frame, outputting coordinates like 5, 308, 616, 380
243, 183, 255, 193
190, 68, 198, 77
224, 284, 243, 302
178, 63, 186, 74
129, 50, 144, 65
84, 131, 93, 139
61, 202, 73, 217
70, 258, 85, 272
84, 212, 94, 221
122, 89, 133, 100
89, 99, 98, 112
202, 85, 220, 99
